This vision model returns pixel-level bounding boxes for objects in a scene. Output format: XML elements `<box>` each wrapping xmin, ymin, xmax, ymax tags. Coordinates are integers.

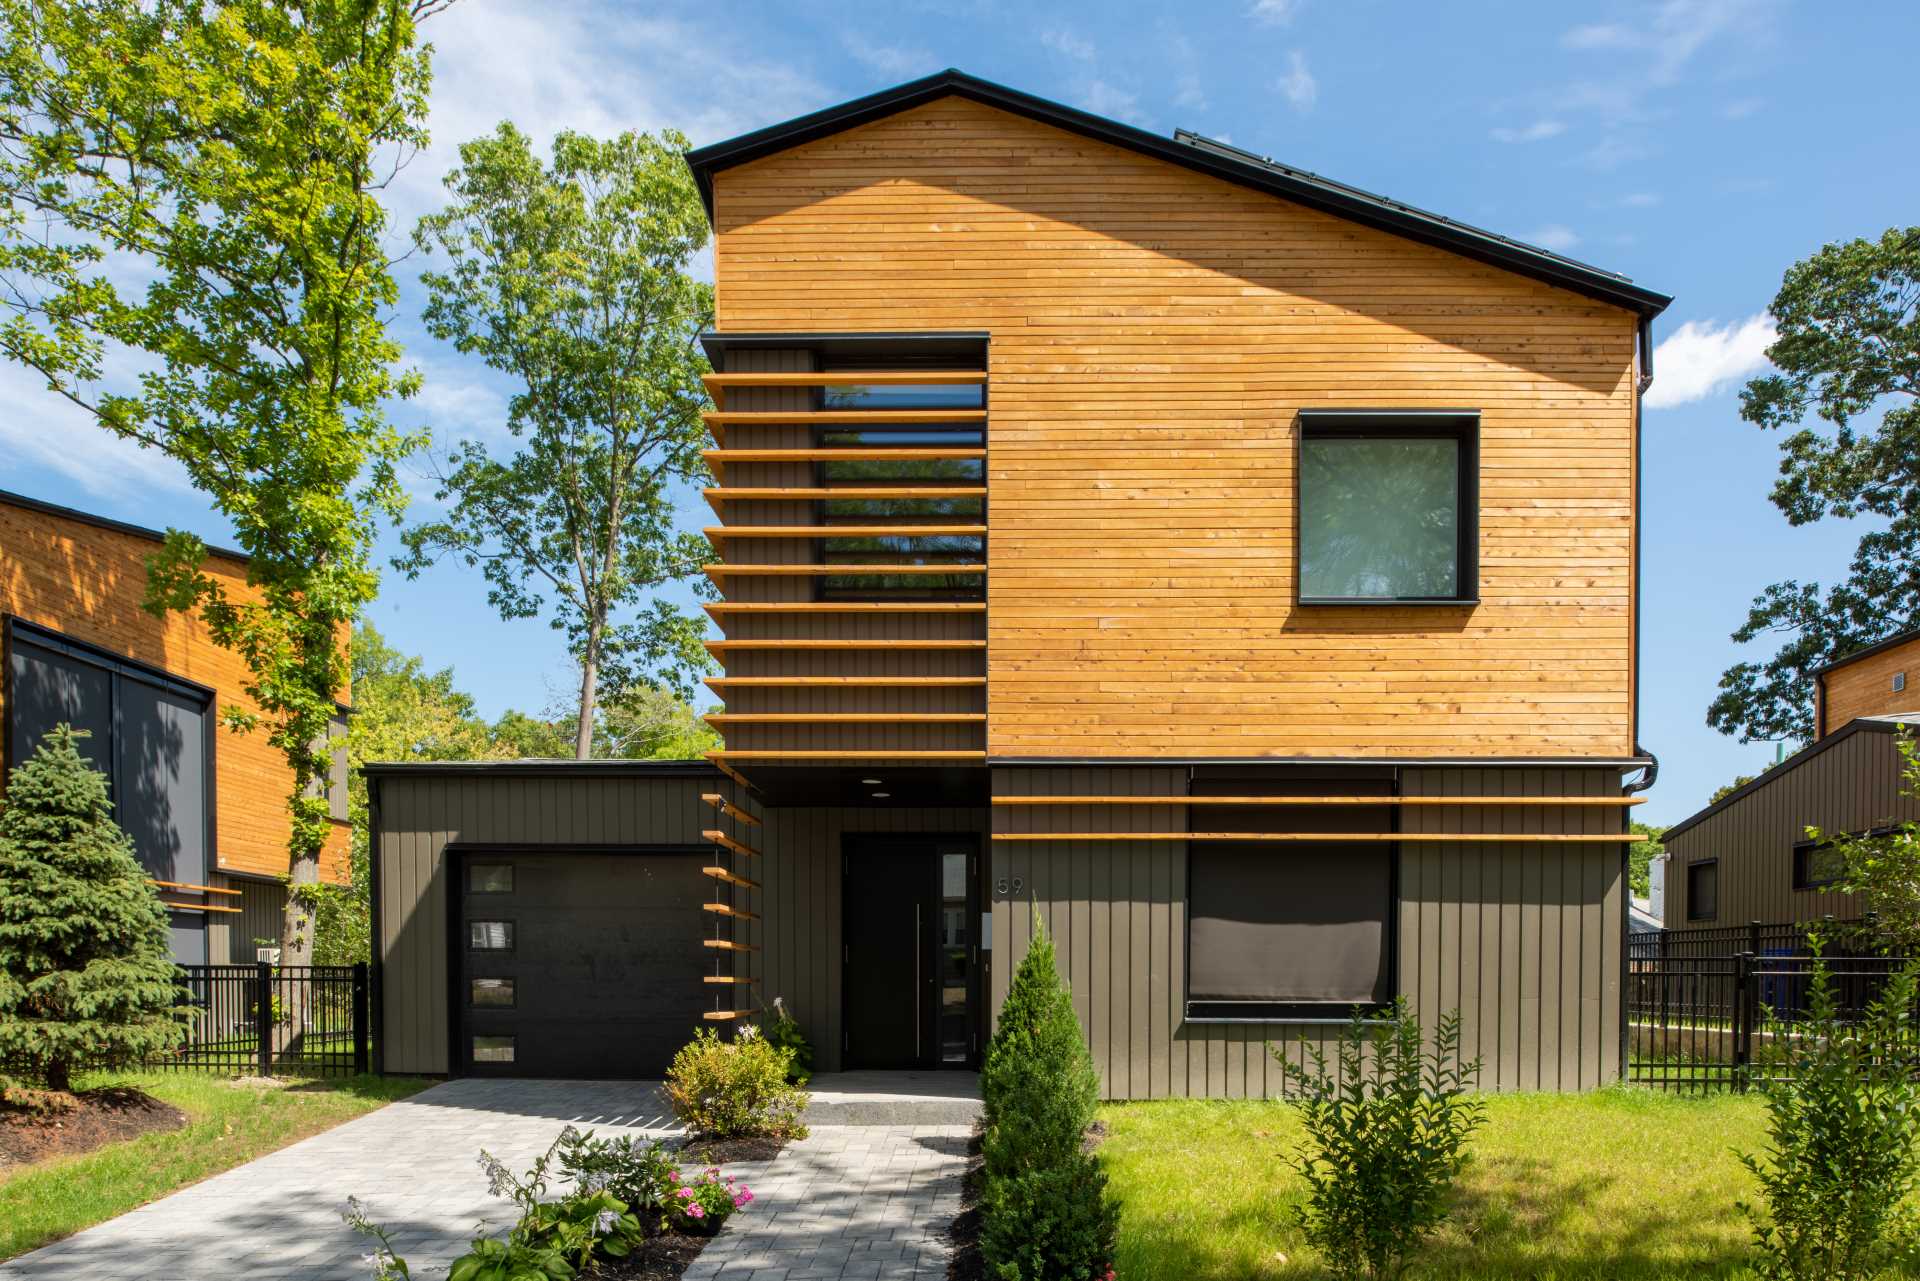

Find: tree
<box><xmin>0</xmin><ymin>726</ymin><xmax>186</xmax><ymax>1092</ymax></box>
<box><xmin>0</xmin><ymin>0</ymin><xmax>446</xmax><ymax>967</ymax></box>
<box><xmin>1628</xmin><ymin>821</ymin><xmax>1664</xmax><ymax>899</ymax></box>
<box><xmin>1815</xmin><ymin>733</ymin><xmax>1920</xmax><ymax>957</ymax></box>
<box><xmin>399</xmin><ymin>123</ymin><xmax>716</xmax><ymax>760</ymax></box>
<box><xmin>1708</xmin><ymin>228</ymin><xmax>1920</xmax><ymax>744</ymax></box>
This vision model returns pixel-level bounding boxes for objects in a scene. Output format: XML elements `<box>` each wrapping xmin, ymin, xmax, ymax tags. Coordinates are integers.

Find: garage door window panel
<box><xmin>472</xmin><ymin>1036</ymin><xmax>515</xmax><ymax>1064</ymax></box>
<box><xmin>469</xmin><ymin>920</ymin><xmax>514</xmax><ymax>951</ymax></box>
<box><xmin>469</xmin><ymin>863</ymin><xmax>514</xmax><ymax>894</ymax></box>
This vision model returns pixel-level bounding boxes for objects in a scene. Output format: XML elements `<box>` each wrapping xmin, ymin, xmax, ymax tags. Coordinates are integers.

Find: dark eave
<box><xmin>1812</xmin><ymin>625</ymin><xmax>1920</xmax><ymax>678</ymax></box>
<box><xmin>359</xmin><ymin>759</ymin><xmax>724</xmax><ymax>780</ymax></box>
<box><xmin>0</xmin><ymin>488</ymin><xmax>250</xmax><ymax>564</ymax></box>
<box><xmin>1659</xmin><ymin>717</ymin><xmax>1907</xmax><ymax>844</ymax></box>
<box><xmin>684</xmin><ymin>69</ymin><xmax>1671</xmax><ymax>319</ymax></box>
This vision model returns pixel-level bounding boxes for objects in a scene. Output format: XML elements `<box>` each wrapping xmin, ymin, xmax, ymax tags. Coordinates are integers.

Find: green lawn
<box><xmin>0</xmin><ymin>1071</ymin><xmax>429</xmax><ymax>1261</ymax></box>
<box><xmin>1099</xmin><ymin>1088</ymin><xmax>1771</xmax><ymax>1280</ymax></box>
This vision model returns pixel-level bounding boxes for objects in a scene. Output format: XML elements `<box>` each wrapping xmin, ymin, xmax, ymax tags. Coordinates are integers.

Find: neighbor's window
<box><xmin>1793</xmin><ymin>841</ymin><xmax>1847</xmax><ymax>891</ymax></box>
<box><xmin>1686</xmin><ymin>860</ymin><xmax>1718</xmax><ymax>921</ymax></box>
<box><xmin>1297</xmin><ymin>412</ymin><xmax>1478</xmax><ymax>603</ymax></box>
<box><xmin>472</xmin><ymin>1035</ymin><xmax>515</xmax><ymax>1064</ymax></box>
<box><xmin>469</xmin><ymin>920</ymin><xmax>514</xmax><ymax>950</ymax></box>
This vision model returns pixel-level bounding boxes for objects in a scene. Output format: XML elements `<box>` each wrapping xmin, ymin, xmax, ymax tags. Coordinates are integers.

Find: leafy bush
<box><xmin>977</xmin><ymin>916</ymin><xmax>1116</xmax><ymax>1281</ymax></box>
<box><xmin>555</xmin><ymin>1128</ymin><xmax>680</xmax><ymax>1231</ymax></box>
<box><xmin>663</xmin><ymin>1026</ymin><xmax>808</xmax><ymax>1139</ymax></box>
<box><xmin>0</xmin><ymin>726</ymin><xmax>190</xmax><ymax>1091</ymax></box>
<box><xmin>1737</xmin><ymin>950</ymin><xmax>1920</xmax><ymax>1281</ymax></box>
<box><xmin>1272</xmin><ymin>1000</ymin><xmax>1486</xmax><ymax>1281</ymax></box>
<box><xmin>669</xmin><ymin>1165</ymin><xmax>754</xmax><ymax>1234</ymax></box>
<box><xmin>477</xmin><ymin>1131</ymin><xmax>642</xmax><ymax>1272</ymax></box>
<box><xmin>762</xmin><ymin>996</ymin><xmax>814</xmax><ymax>1085</ymax></box>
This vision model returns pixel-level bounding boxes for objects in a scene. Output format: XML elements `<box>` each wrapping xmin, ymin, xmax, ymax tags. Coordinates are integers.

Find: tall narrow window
<box><xmin>1686</xmin><ymin>860</ymin><xmax>1718</xmax><ymax>922</ymax></box>
<box><xmin>1297</xmin><ymin>411</ymin><xmax>1478</xmax><ymax>604</ymax></box>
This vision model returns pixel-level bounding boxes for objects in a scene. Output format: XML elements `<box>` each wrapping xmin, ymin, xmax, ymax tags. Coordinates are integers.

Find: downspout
<box><xmin>1620</xmin><ymin>315</ymin><xmax>1657</xmax><ymax>1084</ymax></box>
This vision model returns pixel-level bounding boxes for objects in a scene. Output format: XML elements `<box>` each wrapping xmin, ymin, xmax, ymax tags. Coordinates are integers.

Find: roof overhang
<box><xmin>684</xmin><ymin>68</ymin><xmax>1671</xmax><ymax>319</ymax></box>
<box><xmin>1659</xmin><ymin>716</ymin><xmax>1913</xmax><ymax>844</ymax></box>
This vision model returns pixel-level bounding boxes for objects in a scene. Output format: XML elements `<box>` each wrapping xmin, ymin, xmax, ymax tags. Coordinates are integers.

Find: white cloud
<box><xmin>1721</xmin><ymin>96</ymin><xmax>1764</xmax><ymax>119</ymax></box>
<box><xmin>841</xmin><ymin>33</ymin><xmax>937</xmax><ymax>79</ymax></box>
<box><xmin>1525</xmin><ymin>224</ymin><xmax>1582</xmax><ymax>252</ymax></box>
<box><xmin>1040</xmin><ymin>27</ymin><xmax>1095</xmax><ymax>60</ymax></box>
<box><xmin>1077</xmin><ymin>79</ymin><xmax>1145</xmax><ymax>124</ymax></box>
<box><xmin>1490</xmin><ymin>119</ymin><xmax>1567</xmax><ymax>144</ymax></box>
<box><xmin>1618</xmin><ymin>191</ymin><xmax>1663</xmax><ymax>207</ymax></box>
<box><xmin>1562</xmin><ymin>0</ymin><xmax>1770</xmax><ymax>86</ymax></box>
<box><xmin>1249</xmin><ymin>0</ymin><xmax>1302</xmax><ymax>24</ymax></box>
<box><xmin>1645</xmin><ymin>314</ymin><xmax>1777</xmax><ymax>409</ymax></box>
<box><xmin>0</xmin><ymin>362</ymin><xmax>194</xmax><ymax>500</ymax></box>
<box><xmin>1563</xmin><ymin>23</ymin><xmax>1635</xmax><ymax>50</ymax></box>
<box><xmin>1581</xmin><ymin>135</ymin><xmax>1649</xmax><ymax>171</ymax></box>
<box><xmin>1276</xmin><ymin>51</ymin><xmax>1317</xmax><ymax>111</ymax></box>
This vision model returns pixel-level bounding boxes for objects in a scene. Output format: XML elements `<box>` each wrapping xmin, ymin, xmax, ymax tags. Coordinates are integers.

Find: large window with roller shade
<box><xmin>1185</xmin><ymin>772</ymin><xmax>1396</xmax><ymax>1021</ymax></box>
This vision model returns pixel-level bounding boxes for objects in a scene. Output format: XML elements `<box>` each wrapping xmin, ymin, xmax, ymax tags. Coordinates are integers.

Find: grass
<box><xmin>1099</xmin><ymin>1088</ymin><xmax>1773</xmax><ymax>1280</ymax></box>
<box><xmin>0</xmin><ymin>1071</ymin><xmax>429</xmax><ymax>1261</ymax></box>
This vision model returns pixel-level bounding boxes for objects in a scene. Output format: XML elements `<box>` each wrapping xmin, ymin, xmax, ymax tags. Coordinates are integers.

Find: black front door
<box><xmin>842</xmin><ymin>836</ymin><xmax>978</xmax><ymax>1069</ymax></box>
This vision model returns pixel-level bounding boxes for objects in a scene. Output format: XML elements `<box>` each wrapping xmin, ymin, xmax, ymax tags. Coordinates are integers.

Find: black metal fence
<box><xmin>1628</xmin><ymin>920</ymin><xmax>1912</xmax><ymax>1093</ymax></box>
<box><xmin>145</xmin><ymin>963</ymin><xmax>370</xmax><ymax>1077</ymax></box>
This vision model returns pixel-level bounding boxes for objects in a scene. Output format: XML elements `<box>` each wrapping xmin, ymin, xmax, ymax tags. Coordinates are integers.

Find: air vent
<box><xmin>1895</xmin><ymin>671</ymin><xmax>1908</xmax><ymax>693</ymax></box>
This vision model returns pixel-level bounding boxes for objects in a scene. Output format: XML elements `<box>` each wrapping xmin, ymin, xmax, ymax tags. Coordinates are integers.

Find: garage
<box><xmin>455</xmin><ymin>848</ymin><xmax>712</xmax><ymax>1078</ymax></box>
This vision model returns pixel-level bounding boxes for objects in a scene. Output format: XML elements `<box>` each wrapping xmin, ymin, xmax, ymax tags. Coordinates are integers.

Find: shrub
<box><xmin>762</xmin><ymin>995</ymin><xmax>814</xmax><ymax>1085</ymax></box>
<box><xmin>556</xmin><ymin>1128</ymin><xmax>680</xmax><ymax>1231</ymax></box>
<box><xmin>1272</xmin><ymin>1000</ymin><xmax>1486</xmax><ymax>1281</ymax></box>
<box><xmin>978</xmin><ymin>916</ymin><xmax>1117</xmax><ymax>1281</ymax></box>
<box><xmin>663</xmin><ymin>1026</ymin><xmax>809</xmax><ymax>1139</ymax></box>
<box><xmin>669</xmin><ymin>1165</ymin><xmax>754</xmax><ymax>1235</ymax></box>
<box><xmin>0</xmin><ymin>725</ymin><xmax>189</xmax><ymax>1091</ymax></box>
<box><xmin>1737</xmin><ymin>949</ymin><xmax>1920</xmax><ymax>1281</ymax></box>
<box><xmin>477</xmin><ymin>1129</ymin><xmax>642</xmax><ymax>1272</ymax></box>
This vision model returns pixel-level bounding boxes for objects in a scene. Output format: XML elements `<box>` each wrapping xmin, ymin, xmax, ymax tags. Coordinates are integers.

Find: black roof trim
<box><xmin>1659</xmin><ymin>717</ymin><xmax>1909</xmax><ymax>843</ymax></box>
<box><xmin>989</xmin><ymin>754</ymin><xmax>1650</xmax><ymax>768</ymax></box>
<box><xmin>684</xmin><ymin>69</ymin><xmax>1671</xmax><ymax>318</ymax></box>
<box><xmin>0</xmin><ymin>488</ymin><xmax>249</xmax><ymax>564</ymax></box>
<box><xmin>360</xmin><ymin>759</ymin><xmax>724</xmax><ymax>780</ymax></box>
<box><xmin>1813</xmin><ymin>625</ymin><xmax>1920</xmax><ymax>678</ymax></box>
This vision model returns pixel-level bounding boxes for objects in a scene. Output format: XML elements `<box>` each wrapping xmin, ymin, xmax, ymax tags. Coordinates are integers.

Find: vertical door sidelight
<box><xmin>842</xmin><ymin>836</ymin><xmax>979</xmax><ymax>1069</ymax></box>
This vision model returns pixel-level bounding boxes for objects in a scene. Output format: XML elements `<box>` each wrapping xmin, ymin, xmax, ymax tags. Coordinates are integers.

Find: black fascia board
<box><xmin>1658</xmin><ymin>717</ymin><xmax>1903</xmax><ymax>844</ymax></box>
<box><xmin>683</xmin><ymin>69</ymin><xmax>1672</xmax><ymax>319</ymax></box>
<box><xmin>1812</xmin><ymin>625</ymin><xmax>1920</xmax><ymax>678</ymax></box>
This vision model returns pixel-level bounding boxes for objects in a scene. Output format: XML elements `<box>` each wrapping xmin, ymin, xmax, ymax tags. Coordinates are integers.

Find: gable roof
<box><xmin>1659</xmin><ymin>716</ymin><xmax>1914</xmax><ymax>843</ymax></box>
<box><xmin>684</xmin><ymin>69</ymin><xmax>1671</xmax><ymax>318</ymax></box>
<box><xmin>1814</xmin><ymin>626</ymin><xmax>1920</xmax><ymax>678</ymax></box>
<box><xmin>0</xmin><ymin>488</ymin><xmax>250</xmax><ymax>564</ymax></box>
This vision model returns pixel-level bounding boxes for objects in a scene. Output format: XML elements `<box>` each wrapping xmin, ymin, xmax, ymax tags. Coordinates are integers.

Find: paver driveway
<box><xmin>0</xmin><ymin>1076</ymin><xmax>975</xmax><ymax>1281</ymax></box>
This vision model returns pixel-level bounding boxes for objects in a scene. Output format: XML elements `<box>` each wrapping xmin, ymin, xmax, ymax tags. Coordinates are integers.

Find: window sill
<box><xmin>1183</xmin><ymin>1015</ymin><xmax>1396</xmax><ymax>1027</ymax></box>
<box><xmin>1296</xmin><ymin>596</ymin><xmax>1480</xmax><ymax>607</ymax></box>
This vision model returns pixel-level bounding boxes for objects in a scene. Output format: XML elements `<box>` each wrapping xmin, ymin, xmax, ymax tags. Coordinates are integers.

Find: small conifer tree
<box><xmin>0</xmin><ymin>726</ymin><xmax>187</xmax><ymax>1091</ymax></box>
<box><xmin>978</xmin><ymin>914</ymin><xmax>1117</xmax><ymax>1281</ymax></box>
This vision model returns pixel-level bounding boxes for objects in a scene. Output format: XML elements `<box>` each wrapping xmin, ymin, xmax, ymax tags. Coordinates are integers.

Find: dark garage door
<box><xmin>457</xmin><ymin>850</ymin><xmax>711</xmax><ymax>1078</ymax></box>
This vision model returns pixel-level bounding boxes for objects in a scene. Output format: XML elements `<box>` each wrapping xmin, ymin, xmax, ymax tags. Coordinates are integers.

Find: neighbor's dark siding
<box><xmin>1663</xmin><ymin>727</ymin><xmax>1911</xmax><ymax>928</ymax></box>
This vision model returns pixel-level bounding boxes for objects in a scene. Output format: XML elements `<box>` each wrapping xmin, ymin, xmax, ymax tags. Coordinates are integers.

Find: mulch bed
<box><xmin>674</xmin><ymin>1133</ymin><xmax>790</xmax><ymax>1164</ymax></box>
<box><xmin>0</xmin><ymin>1085</ymin><xmax>188</xmax><ymax>1171</ymax></box>
<box><xmin>947</xmin><ymin>1127</ymin><xmax>986</xmax><ymax>1281</ymax></box>
<box><xmin>587</xmin><ymin>1231</ymin><xmax>713</xmax><ymax>1281</ymax></box>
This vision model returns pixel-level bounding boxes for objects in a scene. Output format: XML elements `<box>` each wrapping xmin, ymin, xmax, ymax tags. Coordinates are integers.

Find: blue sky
<box><xmin>3</xmin><ymin>0</ymin><xmax>1915</xmax><ymax>826</ymax></box>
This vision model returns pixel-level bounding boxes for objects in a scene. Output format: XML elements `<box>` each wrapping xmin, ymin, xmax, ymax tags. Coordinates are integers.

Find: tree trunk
<box><xmin>575</xmin><ymin>637</ymin><xmax>600</xmax><ymax>761</ymax></box>
<box><xmin>45</xmin><ymin>1056</ymin><xmax>70</xmax><ymax>1094</ymax></box>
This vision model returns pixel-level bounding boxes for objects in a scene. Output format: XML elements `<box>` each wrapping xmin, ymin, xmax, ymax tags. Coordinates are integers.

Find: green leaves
<box><xmin>401</xmin><ymin>122</ymin><xmax>716</xmax><ymax>752</ymax></box>
<box><xmin>1710</xmin><ymin>227</ymin><xmax>1920</xmax><ymax>744</ymax></box>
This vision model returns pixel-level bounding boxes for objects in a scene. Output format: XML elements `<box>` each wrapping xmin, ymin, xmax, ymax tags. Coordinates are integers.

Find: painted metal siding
<box><xmin>1663</xmin><ymin>727</ymin><xmax>1912</xmax><ymax>928</ymax></box>
<box><xmin>207</xmin><ymin>876</ymin><xmax>286</xmax><ymax>963</ymax></box>
<box><xmin>989</xmin><ymin>765</ymin><xmax>1625</xmax><ymax>1097</ymax></box>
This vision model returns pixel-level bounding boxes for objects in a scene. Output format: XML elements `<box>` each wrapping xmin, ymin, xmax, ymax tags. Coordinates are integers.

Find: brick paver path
<box><xmin>0</xmin><ymin>1077</ymin><xmax>974</xmax><ymax>1280</ymax></box>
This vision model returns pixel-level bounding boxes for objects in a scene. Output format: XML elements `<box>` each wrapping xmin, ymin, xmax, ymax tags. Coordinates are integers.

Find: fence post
<box><xmin>352</xmin><ymin>962</ymin><xmax>370</xmax><ymax>1076</ymax></box>
<box><xmin>254</xmin><ymin>961</ymin><xmax>273</xmax><ymax>1078</ymax></box>
<box><xmin>1732</xmin><ymin>951</ymin><xmax>1754</xmax><ymax>1090</ymax></box>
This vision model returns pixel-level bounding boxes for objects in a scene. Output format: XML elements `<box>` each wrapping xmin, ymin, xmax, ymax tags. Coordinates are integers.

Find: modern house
<box><xmin>0</xmin><ymin>490</ymin><xmax>351</xmax><ymax>964</ymax></box>
<box><xmin>1660</xmin><ymin>628</ymin><xmax>1920</xmax><ymax>928</ymax></box>
<box><xmin>369</xmin><ymin>70</ymin><xmax>1670</xmax><ymax>1094</ymax></box>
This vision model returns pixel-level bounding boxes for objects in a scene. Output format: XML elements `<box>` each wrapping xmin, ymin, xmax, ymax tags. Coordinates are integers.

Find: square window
<box><xmin>469</xmin><ymin>863</ymin><xmax>514</xmax><ymax>894</ymax></box>
<box><xmin>470</xmin><ymin>977</ymin><xmax>516</xmax><ymax>1008</ymax></box>
<box><xmin>1297</xmin><ymin>412</ymin><xmax>1478</xmax><ymax>604</ymax></box>
<box><xmin>469</xmin><ymin>920</ymin><xmax>513</xmax><ymax>951</ymax></box>
<box><xmin>1686</xmin><ymin>860</ymin><xmax>1718</xmax><ymax>922</ymax></box>
<box><xmin>472</xmin><ymin>1035</ymin><xmax>515</xmax><ymax>1064</ymax></box>
<box><xmin>1793</xmin><ymin>843</ymin><xmax>1846</xmax><ymax>891</ymax></box>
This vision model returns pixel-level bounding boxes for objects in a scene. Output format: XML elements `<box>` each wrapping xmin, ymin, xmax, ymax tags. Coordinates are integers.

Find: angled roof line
<box><xmin>1813</xmin><ymin>625</ymin><xmax>1920</xmax><ymax>678</ymax></box>
<box><xmin>0</xmin><ymin>488</ymin><xmax>250</xmax><ymax>564</ymax></box>
<box><xmin>683</xmin><ymin>68</ymin><xmax>1671</xmax><ymax>318</ymax></box>
<box><xmin>1659</xmin><ymin>716</ymin><xmax>1911</xmax><ymax>844</ymax></box>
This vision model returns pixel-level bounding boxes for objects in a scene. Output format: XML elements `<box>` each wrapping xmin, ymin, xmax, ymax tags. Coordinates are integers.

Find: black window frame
<box><xmin>1294</xmin><ymin>409</ymin><xmax>1480</xmax><ymax>607</ymax></box>
<box><xmin>1685</xmin><ymin>858</ymin><xmax>1719</xmax><ymax>922</ymax></box>
<box><xmin>467</xmin><ymin>919</ymin><xmax>516</xmax><ymax>952</ymax></box>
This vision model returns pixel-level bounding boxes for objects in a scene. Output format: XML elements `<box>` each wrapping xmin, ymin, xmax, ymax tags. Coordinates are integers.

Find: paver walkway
<box><xmin>0</xmin><ymin>1075</ymin><xmax>978</xmax><ymax>1281</ymax></box>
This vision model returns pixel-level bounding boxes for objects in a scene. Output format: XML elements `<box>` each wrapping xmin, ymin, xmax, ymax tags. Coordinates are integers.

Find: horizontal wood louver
<box><xmin>701</xmin><ymin>341</ymin><xmax>990</xmax><ymax>772</ymax></box>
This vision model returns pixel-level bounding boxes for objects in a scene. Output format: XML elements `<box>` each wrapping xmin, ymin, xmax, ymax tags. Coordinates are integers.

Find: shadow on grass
<box><xmin>280</xmin><ymin>1073</ymin><xmax>436</xmax><ymax>1103</ymax></box>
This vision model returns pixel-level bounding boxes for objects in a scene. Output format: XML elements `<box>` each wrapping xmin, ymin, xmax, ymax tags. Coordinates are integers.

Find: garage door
<box><xmin>457</xmin><ymin>850</ymin><xmax>712</xmax><ymax>1078</ymax></box>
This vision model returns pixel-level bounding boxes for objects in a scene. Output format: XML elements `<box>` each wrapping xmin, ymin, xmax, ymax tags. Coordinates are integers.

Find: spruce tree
<box><xmin>0</xmin><ymin>726</ymin><xmax>186</xmax><ymax>1091</ymax></box>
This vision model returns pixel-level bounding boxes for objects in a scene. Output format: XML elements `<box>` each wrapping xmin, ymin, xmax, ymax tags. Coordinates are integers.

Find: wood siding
<box><xmin>711</xmin><ymin>96</ymin><xmax>1640</xmax><ymax>760</ymax></box>
<box><xmin>1662</xmin><ymin>726</ymin><xmax>1914</xmax><ymax>928</ymax></box>
<box><xmin>990</xmin><ymin>765</ymin><xmax>1624</xmax><ymax>1095</ymax></box>
<box><xmin>1820</xmin><ymin>635</ymin><xmax>1920</xmax><ymax>736</ymax></box>
<box><xmin>0</xmin><ymin>497</ymin><xmax>348</xmax><ymax>883</ymax></box>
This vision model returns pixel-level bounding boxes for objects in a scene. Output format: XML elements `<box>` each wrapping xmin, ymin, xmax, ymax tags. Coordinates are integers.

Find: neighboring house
<box><xmin>1629</xmin><ymin>897</ymin><xmax>1662</xmax><ymax>935</ymax></box>
<box><xmin>0</xmin><ymin>490</ymin><xmax>350</xmax><ymax>964</ymax></box>
<box><xmin>369</xmin><ymin>71</ymin><xmax>1669</xmax><ymax>1093</ymax></box>
<box><xmin>1660</xmin><ymin>628</ymin><xmax>1920</xmax><ymax>928</ymax></box>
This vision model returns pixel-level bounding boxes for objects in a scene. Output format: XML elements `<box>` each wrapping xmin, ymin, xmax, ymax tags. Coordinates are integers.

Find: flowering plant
<box><xmin>669</xmin><ymin>1165</ymin><xmax>753</xmax><ymax>1235</ymax></box>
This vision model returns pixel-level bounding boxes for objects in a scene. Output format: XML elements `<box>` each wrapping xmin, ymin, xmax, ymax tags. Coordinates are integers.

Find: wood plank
<box><xmin>707</xmin><ymin>750</ymin><xmax>988</xmax><ymax>761</ymax></box>
<box><xmin>158</xmin><ymin>900</ymin><xmax>245</xmax><ymax>914</ymax></box>
<box><xmin>702</xmin><ymin>1009</ymin><xmax>763</xmax><ymax>1020</ymax></box>
<box><xmin>990</xmin><ymin>795</ymin><xmax>1644</xmax><ymax>806</ymax></box>
<box><xmin>701</xmin><ymin>829</ymin><xmax>761</xmax><ymax>859</ymax></box>
<box><xmin>703</xmin><ymin>370</ymin><xmax>986</xmax><ymax>388</ymax></box>
<box><xmin>991</xmin><ymin>832</ymin><xmax>1635</xmax><ymax>843</ymax></box>
<box><xmin>702</xmin><ymin>974</ymin><xmax>760</xmax><ymax>984</ymax></box>
<box><xmin>704</xmin><ymin>409</ymin><xmax>985</xmax><ymax>424</ymax></box>
<box><xmin>705</xmin><ymin>601</ymin><xmax>985</xmax><ymax>614</ymax></box>
<box><xmin>704</xmin><ymin>448</ymin><xmax>985</xmax><ymax>463</ymax></box>
<box><xmin>705</xmin><ymin>639</ymin><xmax>986</xmax><ymax>651</ymax></box>
<box><xmin>705</xmin><ymin>524</ymin><xmax>987</xmax><ymax>538</ymax></box>
<box><xmin>705</xmin><ymin>713</ymin><xmax>986</xmax><ymax>724</ymax></box>
<box><xmin>705</xmin><ymin>487</ymin><xmax>987</xmax><ymax>499</ymax></box>
<box><xmin>706</xmin><ymin>676</ymin><xmax>986</xmax><ymax>688</ymax></box>
<box><xmin>705</xmin><ymin>563</ymin><xmax>986</xmax><ymax>576</ymax></box>
<box><xmin>702</xmin><ymin>866</ymin><xmax>763</xmax><ymax>890</ymax></box>
<box><xmin>700</xmin><ymin>793</ymin><xmax>763</xmax><ymax>827</ymax></box>
<box><xmin>706</xmin><ymin>756</ymin><xmax>760</xmax><ymax>796</ymax></box>
<box><xmin>702</xmin><ymin>902</ymin><xmax>762</xmax><ymax>921</ymax></box>
<box><xmin>148</xmin><ymin>878</ymin><xmax>244</xmax><ymax>895</ymax></box>
<box><xmin>702</xmin><ymin>938</ymin><xmax>762</xmax><ymax>953</ymax></box>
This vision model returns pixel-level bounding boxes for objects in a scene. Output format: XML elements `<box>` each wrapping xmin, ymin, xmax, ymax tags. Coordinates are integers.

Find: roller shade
<box><xmin>1189</xmin><ymin>843</ymin><xmax>1392</xmax><ymax>1004</ymax></box>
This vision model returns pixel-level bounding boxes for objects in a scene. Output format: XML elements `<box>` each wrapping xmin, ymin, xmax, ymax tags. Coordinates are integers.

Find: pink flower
<box><xmin>677</xmin><ymin>1187</ymin><xmax>697</xmax><ymax>1199</ymax></box>
<box><xmin>686</xmin><ymin>1203</ymin><xmax>705</xmax><ymax>1219</ymax></box>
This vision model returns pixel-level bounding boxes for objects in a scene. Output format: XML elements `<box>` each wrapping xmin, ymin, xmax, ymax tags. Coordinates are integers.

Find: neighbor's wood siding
<box><xmin>990</xmin><ymin>766</ymin><xmax>1625</xmax><ymax>1095</ymax></box>
<box><xmin>1662</xmin><ymin>726</ymin><xmax>1912</xmax><ymax>928</ymax></box>
<box><xmin>711</xmin><ymin>95</ymin><xmax>1640</xmax><ymax>760</ymax></box>
<box><xmin>1820</xmin><ymin>635</ymin><xmax>1920</xmax><ymax>736</ymax></box>
<box><xmin>0</xmin><ymin>498</ymin><xmax>348</xmax><ymax>883</ymax></box>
